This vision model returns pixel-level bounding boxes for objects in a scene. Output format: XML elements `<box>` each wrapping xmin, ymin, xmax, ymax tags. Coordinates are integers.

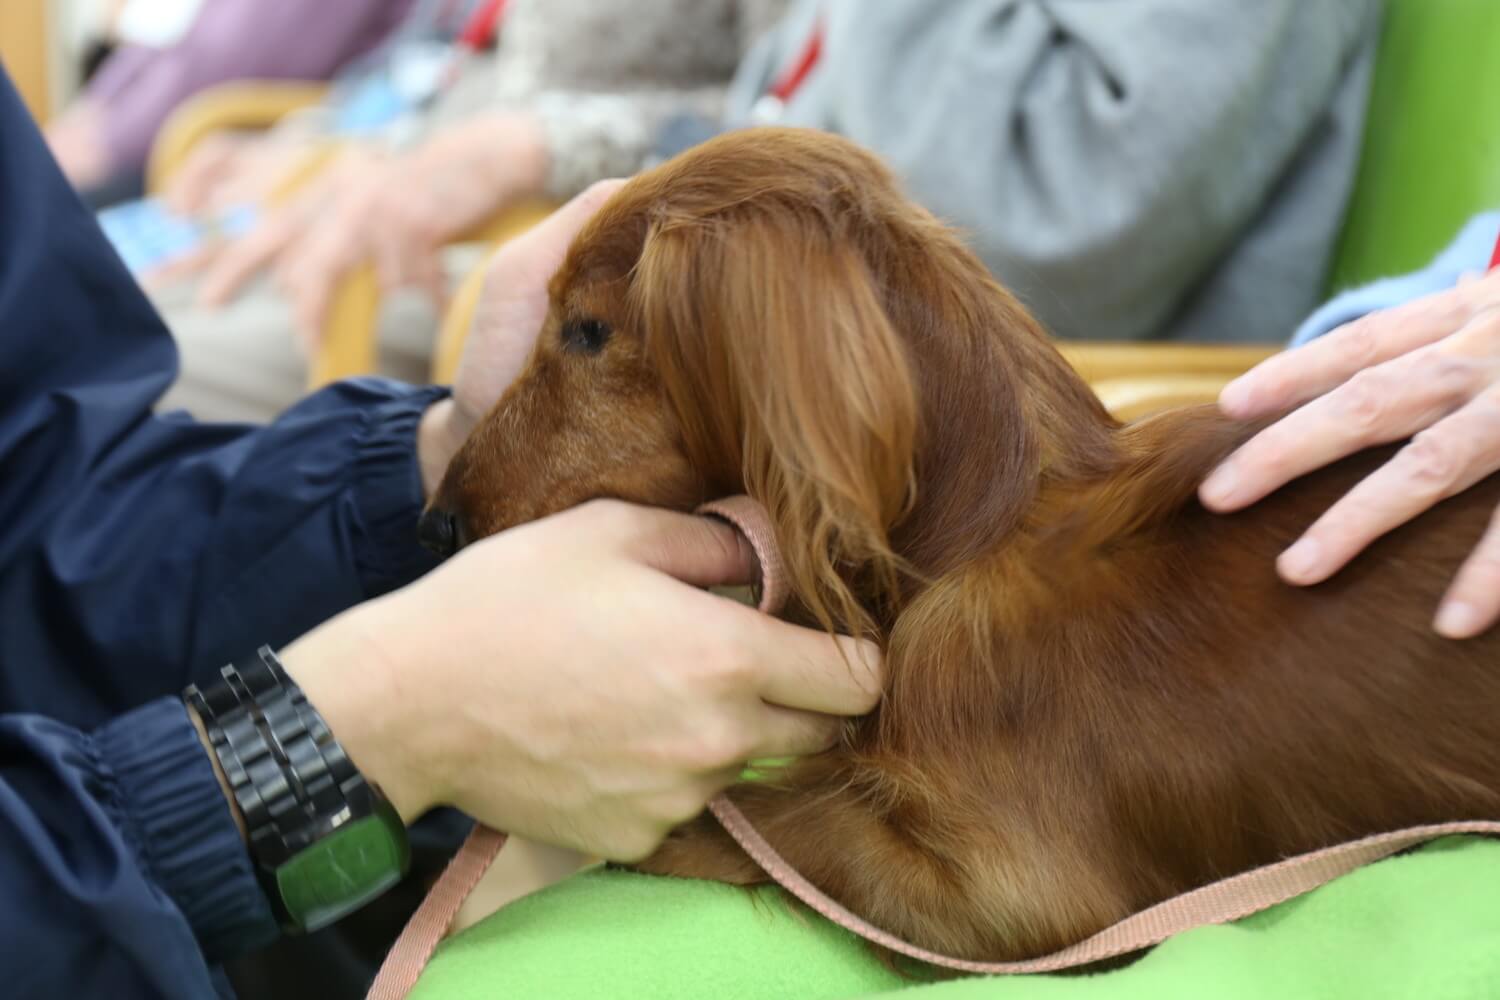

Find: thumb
<box><xmin>617</xmin><ymin>507</ymin><xmax>760</xmax><ymax>591</ymax></box>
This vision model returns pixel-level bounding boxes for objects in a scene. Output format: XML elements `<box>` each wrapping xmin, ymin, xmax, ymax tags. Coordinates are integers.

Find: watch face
<box><xmin>276</xmin><ymin>810</ymin><xmax>411</xmax><ymax>933</ymax></box>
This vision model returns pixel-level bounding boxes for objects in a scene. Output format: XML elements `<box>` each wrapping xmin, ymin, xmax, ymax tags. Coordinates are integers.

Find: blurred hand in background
<box><xmin>155</xmin><ymin>111</ymin><xmax>547</xmax><ymax>349</ymax></box>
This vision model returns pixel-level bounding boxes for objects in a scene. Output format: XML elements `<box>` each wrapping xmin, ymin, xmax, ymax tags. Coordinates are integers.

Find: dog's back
<box><xmin>644</xmin><ymin>405</ymin><xmax>1500</xmax><ymax>963</ymax></box>
<box><xmin>986</xmin><ymin>406</ymin><xmax>1500</xmax><ymax>943</ymax></box>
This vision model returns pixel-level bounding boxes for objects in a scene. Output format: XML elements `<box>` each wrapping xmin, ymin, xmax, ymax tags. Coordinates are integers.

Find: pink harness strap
<box><xmin>367</xmin><ymin>824</ymin><xmax>508</xmax><ymax>1000</ymax></box>
<box><xmin>712</xmin><ymin>797</ymin><xmax>1500</xmax><ymax>974</ymax></box>
<box><xmin>367</xmin><ymin>497</ymin><xmax>1500</xmax><ymax>996</ymax></box>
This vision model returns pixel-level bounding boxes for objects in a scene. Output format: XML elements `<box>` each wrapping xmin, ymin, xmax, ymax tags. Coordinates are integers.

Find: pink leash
<box><xmin>711</xmin><ymin>800</ymin><xmax>1500</xmax><ymax>975</ymax></box>
<box><xmin>369</xmin><ymin>497</ymin><xmax>1500</xmax><ymax>996</ymax></box>
<box><xmin>367</xmin><ymin>824</ymin><xmax>508</xmax><ymax>999</ymax></box>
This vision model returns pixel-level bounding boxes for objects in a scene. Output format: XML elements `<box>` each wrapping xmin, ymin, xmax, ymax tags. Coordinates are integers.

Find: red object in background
<box><xmin>767</xmin><ymin>22</ymin><xmax>823</xmax><ymax>103</ymax></box>
<box><xmin>750</xmin><ymin>21</ymin><xmax>824</xmax><ymax>123</ymax></box>
<box><xmin>458</xmin><ymin>0</ymin><xmax>508</xmax><ymax>51</ymax></box>
<box><xmin>428</xmin><ymin>0</ymin><xmax>508</xmax><ymax>98</ymax></box>
<box><xmin>1489</xmin><ymin>229</ymin><xmax>1500</xmax><ymax>271</ymax></box>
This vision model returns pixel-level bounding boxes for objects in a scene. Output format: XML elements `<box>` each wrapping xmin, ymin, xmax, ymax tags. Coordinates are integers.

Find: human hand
<box><xmin>280</xmin><ymin>500</ymin><xmax>884</xmax><ymax>860</ymax></box>
<box><xmin>416</xmin><ymin>177</ymin><xmax>625</xmax><ymax>495</ymax></box>
<box><xmin>269</xmin><ymin>112</ymin><xmax>548</xmax><ymax>345</ymax></box>
<box><xmin>1200</xmin><ymin>269</ymin><xmax>1500</xmax><ymax>638</ymax></box>
<box><xmin>160</xmin><ymin>131</ymin><xmax>253</xmax><ymax>216</ymax></box>
<box><xmin>179</xmin><ymin>145</ymin><xmax>387</xmax><ymax>311</ymax></box>
<box><xmin>161</xmin><ymin>131</ymin><xmax>329</xmax><ymax>217</ymax></box>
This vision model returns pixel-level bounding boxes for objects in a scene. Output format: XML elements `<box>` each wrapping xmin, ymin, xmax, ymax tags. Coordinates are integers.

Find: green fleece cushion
<box><xmin>411</xmin><ymin>836</ymin><xmax>1500</xmax><ymax>1000</ymax></box>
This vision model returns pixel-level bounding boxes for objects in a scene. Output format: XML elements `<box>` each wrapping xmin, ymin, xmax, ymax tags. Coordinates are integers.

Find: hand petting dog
<box><xmin>1204</xmin><ymin>269</ymin><xmax>1500</xmax><ymax>638</ymax></box>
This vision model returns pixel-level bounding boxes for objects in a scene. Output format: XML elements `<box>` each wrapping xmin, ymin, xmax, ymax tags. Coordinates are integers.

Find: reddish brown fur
<box><xmin>430</xmin><ymin>128</ymin><xmax>1500</xmax><ymax>962</ymax></box>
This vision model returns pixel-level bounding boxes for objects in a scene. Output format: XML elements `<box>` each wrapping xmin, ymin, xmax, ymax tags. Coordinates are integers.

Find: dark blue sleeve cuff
<box><xmin>352</xmin><ymin>381</ymin><xmax>452</xmax><ymax>597</ymax></box>
<box><xmin>95</xmin><ymin>697</ymin><xmax>278</xmax><ymax>961</ymax></box>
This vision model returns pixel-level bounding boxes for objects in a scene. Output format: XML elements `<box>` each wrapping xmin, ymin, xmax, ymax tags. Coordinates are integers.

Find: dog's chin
<box><xmin>417</xmin><ymin>505</ymin><xmax>496</xmax><ymax>558</ymax></box>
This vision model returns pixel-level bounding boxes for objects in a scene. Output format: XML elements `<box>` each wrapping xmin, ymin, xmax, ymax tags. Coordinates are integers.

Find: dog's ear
<box><xmin>632</xmin><ymin>211</ymin><xmax>918</xmax><ymax>636</ymax></box>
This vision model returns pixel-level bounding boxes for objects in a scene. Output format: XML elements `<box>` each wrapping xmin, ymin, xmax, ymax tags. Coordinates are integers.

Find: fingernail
<box><xmin>1278</xmin><ymin>538</ymin><xmax>1323</xmax><ymax>582</ymax></box>
<box><xmin>1435</xmin><ymin>601</ymin><xmax>1483</xmax><ymax>639</ymax></box>
<box><xmin>1219</xmin><ymin>378</ymin><xmax>1253</xmax><ymax>416</ymax></box>
<box><xmin>1200</xmin><ymin>464</ymin><xmax>1237</xmax><ymax>507</ymax></box>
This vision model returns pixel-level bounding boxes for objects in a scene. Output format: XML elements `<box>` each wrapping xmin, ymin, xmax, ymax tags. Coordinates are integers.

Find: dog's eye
<box><xmin>561</xmin><ymin>318</ymin><xmax>612</xmax><ymax>354</ymax></box>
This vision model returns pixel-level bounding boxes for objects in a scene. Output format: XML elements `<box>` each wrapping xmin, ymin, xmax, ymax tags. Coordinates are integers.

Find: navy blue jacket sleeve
<box><xmin>1</xmin><ymin>698</ymin><xmax>273</xmax><ymax>997</ymax></box>
<box><xmin>0</xmin><ymin>69</ymin><xmax>446</xmax><ymax>992</ymax></box>
<box><xmin>0</xmin><ymin>76</ymin><xmax>445</xmax><ymax>727</ymax></box>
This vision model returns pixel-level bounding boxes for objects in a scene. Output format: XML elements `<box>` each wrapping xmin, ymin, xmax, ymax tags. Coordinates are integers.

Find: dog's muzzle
<box><xmin>417</xmin><ymin>508</ymin><xmax>459</xmax><ymax>558</ymax></box>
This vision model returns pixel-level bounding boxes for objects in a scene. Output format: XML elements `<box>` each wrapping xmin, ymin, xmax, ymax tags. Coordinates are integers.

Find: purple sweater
<box><xmin>87</xmin><ymin>0</ymin><xmax>413</xmax><ymax>175</ymax></box>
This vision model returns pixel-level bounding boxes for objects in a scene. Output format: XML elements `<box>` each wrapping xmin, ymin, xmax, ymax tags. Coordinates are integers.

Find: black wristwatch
<box><xmin>185</xmin><ymin>646</ymin><xmax>410</xmax><ymax>933</ymax></box>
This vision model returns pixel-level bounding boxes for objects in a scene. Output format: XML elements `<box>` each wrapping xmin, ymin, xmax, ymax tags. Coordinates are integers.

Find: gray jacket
<box><xmin>727</xmin><ymin>0</ymin><xmax>1383</xmax><ymax>343</ymax></box>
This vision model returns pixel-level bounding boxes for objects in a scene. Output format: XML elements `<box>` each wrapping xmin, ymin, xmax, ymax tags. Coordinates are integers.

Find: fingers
<box><xmin>537</xmin><ymin>178</ymin><xmax>627</xmax><ymax>245</ymax></box>
<box><xmin>291</xmin><ymin>277</ymin><xmax>334</xmax><ymax>352</ymax></box>
<box><xmin>373</xmin><ymin>226</ymin><xmax>449</xmax><ymax>317</ymax></box>
<box><xmin>163</xmin><ymin>137</ymin><xmax>237</xmax><ymax>216</ymax></box>
<box><xmin>685</xmin><ymin>707</ymin><xmax>839</xmax><ymax>791</ymax></box>
<box><xmin>1202</xmin><ymin>338</ymin><xmax>1487</xmax><ymax>513</ymax></box>
<box><xmin>487</xmin><ymin>179</ymin><xmax>626</xmax><ymax>286</ymax></box>
<box><xmin>1436</xmin><ymin>505</ymin><xmax>1500</xmax><ymax>639</ymax></box>
<box><xmin>744</xmin><ymin>705</ymin><xmax>843</xmax><ymax>760</ymax></box>
<box><xmin>141</xmin><ymin>242</ymin><xmax>219</xmax><ymax>291</ymax></box>
<box><xmin>276</xmin><ymin>206</ymin><xmax>374</xmax><ymax>346</ymax></box>
<box><xmin>1276</xmin><ymin>392</ymin><xmax>1500</xmax><ymax>584</ymax></box>
<box><xmin>281</xmin><ymin>248</ymin><xmax>344</xmax><ymax>349</ymax></box>
<box><xmin>746</xmin><ymin>615</ymin><xmax>884</xmax><ymax>717</ymax></box>
<box><xmin>619</xmin><ymin>505</ymin><xmax>760</xmax><ymax>589</ymax></box>
<box><xmin>596</xmin><ymin>501</ymin><xmax>885</xmax><ymax>716</ymax></box>
<box><xmin>452</xmin><ymin>180</ymin><xmax>629</xmax><ymax>410</ymax></box>
<box><xmin>198</xmin><ymin>212</ymin><xmax>300</xmax><ymax>306</ymax></box>
<box><xmin>280</xmin><ymin>174</ymin><xmax>452</xmax><ymax>343</ymax></box>
<box><xmin>1218</xmin><ymin>284</ymin><xmax>1479</xmax><ymax>419</ymax></box>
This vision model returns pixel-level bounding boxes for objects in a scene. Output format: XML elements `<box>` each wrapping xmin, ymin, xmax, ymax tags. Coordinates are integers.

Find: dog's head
<box><xmin>428</xmin><ymin>128</ymin><xmax>1107</xmax><ymax>635</ymax></box>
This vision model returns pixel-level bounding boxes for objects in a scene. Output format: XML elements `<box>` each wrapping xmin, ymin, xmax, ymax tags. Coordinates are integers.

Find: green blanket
<box><xmin>411</xmin><ymin>836</ymin><xmax>1500</xmax><ymax>999</ymax></box>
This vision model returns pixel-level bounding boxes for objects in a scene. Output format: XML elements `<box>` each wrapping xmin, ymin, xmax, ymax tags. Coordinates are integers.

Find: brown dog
<box><xmin>425</xmin><ymin>128</ymin><xmax>1500</xmax><ymax>962</ymax></box>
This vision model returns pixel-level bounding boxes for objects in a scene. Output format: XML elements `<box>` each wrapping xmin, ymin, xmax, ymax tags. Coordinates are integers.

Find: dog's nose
<box><xmin>417</xmin><ymin>508</ymin><xmax>459</xmax><ymax>558</ymax></box>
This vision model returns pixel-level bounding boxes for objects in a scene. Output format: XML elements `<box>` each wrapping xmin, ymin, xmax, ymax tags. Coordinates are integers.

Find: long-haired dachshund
<box><xmin>424</xmin><ymin>128</ymin><xmax>1500</xmax><ymax>962</ymax></box>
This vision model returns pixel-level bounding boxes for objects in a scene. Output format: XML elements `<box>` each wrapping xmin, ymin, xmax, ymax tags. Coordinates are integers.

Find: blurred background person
<box><xmin>143</xmin><ymin>0</ymin><xmax>785</xmax><ymax>423</ymax></box>
<box><xmin>45</xmin><ymin>0</ymin><xmax>412</xmax><ymax>207</ymax></box>
<box><xmin>74</xmin><ymin>0</ymin><xmax>1385</xmax><ymax>417</ymax></box>
<box><xmin>715</xmin><ymin>0</ymin><xmax>1384</xmax><ymax>345</ymax></box>
<box><xmin>147</xmin><ymin>0</ymin><xmax>502</xmax><ymax>226</ymax></box>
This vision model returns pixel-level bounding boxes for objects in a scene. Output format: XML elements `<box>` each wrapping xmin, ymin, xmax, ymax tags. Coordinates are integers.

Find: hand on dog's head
<box><xmin>427</xmin><ymin>127</ymin><xmax>1104</xmax><ymax>640</ymax></box>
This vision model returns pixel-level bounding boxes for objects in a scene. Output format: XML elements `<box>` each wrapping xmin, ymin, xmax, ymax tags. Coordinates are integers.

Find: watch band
<box><xmin>186</xmin><ymin>646</ymin><xmax>409</xmax><ymax>932</ymax></box>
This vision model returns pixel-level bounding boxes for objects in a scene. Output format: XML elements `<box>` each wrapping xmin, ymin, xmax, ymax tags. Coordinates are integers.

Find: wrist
<box><xmin>476</xmin><ymin>111</ymin><xmax>549</xmax><ymax>200</ymax></box>
<box><xmin>279</xmin><ymin>605</ymin><xmax>440</xmax><ymax>825</ymax></box>
<box><xmin>186</xmin><ymin>648</ymin><xmax>414</xmax><ymax>933</ymax></box>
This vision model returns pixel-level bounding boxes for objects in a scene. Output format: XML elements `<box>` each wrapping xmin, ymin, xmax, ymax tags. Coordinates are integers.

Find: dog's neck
<box><xmin>887</xmin><ymin>285</ymin><xmax>1119</xmax><ymax>593</ymax></box>
<box><xmin>872</xmin><ymin>394</ymin><xmax>1255</xmax><ymax>753</ymax></box>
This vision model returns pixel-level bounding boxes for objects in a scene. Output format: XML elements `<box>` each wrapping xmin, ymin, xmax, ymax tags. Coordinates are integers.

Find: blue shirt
<box><xmin>0</xmin><ymin>70</ymin><xmax>445</xmax><ymax>995</ymax></box>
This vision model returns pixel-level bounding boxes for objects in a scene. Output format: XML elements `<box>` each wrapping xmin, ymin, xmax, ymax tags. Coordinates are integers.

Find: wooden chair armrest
<box><xmin>1090</xmin><ymin>374</ymin><xmax>1243</xmax><ymax>421</ymax></box>
<box><xmin>147</xmin><ymin>80</ymin><xmax>330</xmax><ymax>193</ymax></box>
<box><xmin>308</xmin><ymin>264</ymin><xmax>382</xmax><ymax>388</ymax></box>
<box><xmin>1058</xmin><ymin>342</ymin><xmax>1279</xmax><ymax>383</ymax></box>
